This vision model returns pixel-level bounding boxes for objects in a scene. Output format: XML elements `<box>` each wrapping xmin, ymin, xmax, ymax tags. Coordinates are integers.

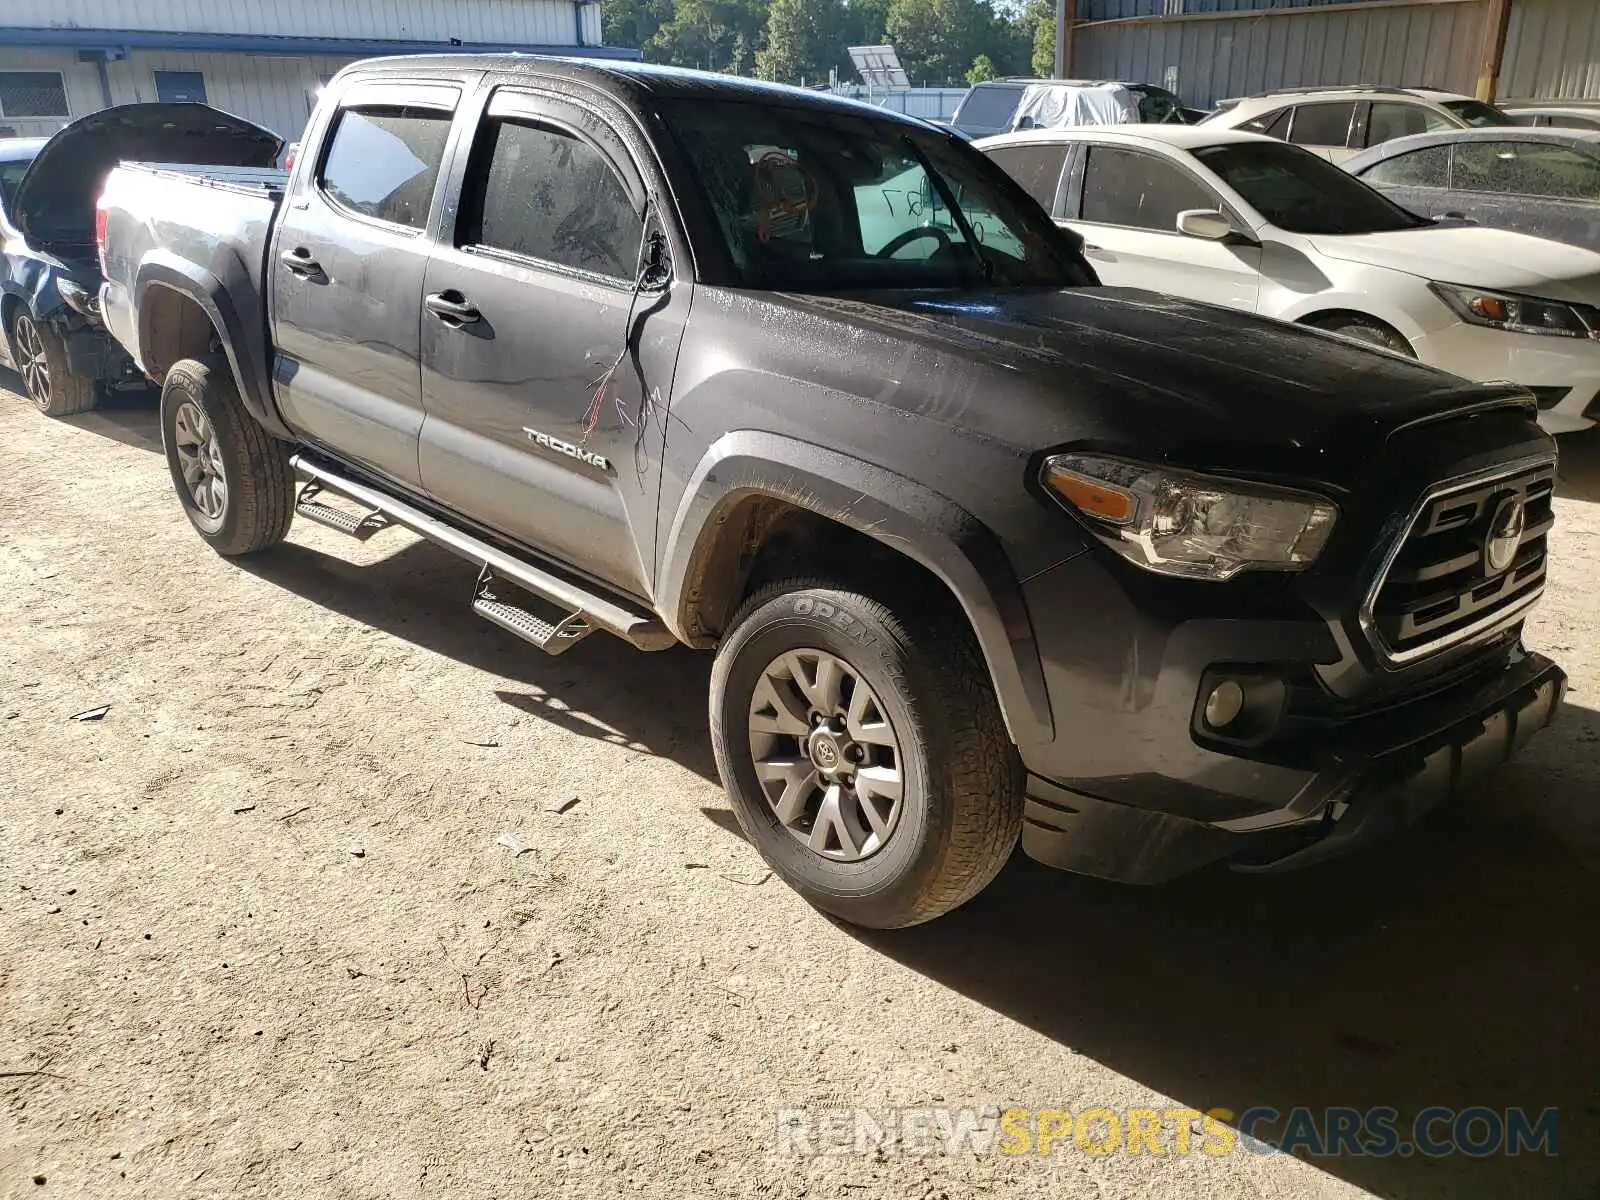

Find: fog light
<box><xmin>1203</xmin><ymin>680</ymin><xmax>1246</xmax><ymax>730</ymax></box>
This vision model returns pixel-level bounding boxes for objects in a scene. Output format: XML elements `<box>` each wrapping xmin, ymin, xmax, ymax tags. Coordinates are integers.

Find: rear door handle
<box><xmin>280</xmin><ymin>248</ymin><xmax>324</xmax><ymax>278</ymax></box>
<box><xmin>425</xmin><ymin>291</ymin><xmax>481</xmax><ymax>326</ymax></box>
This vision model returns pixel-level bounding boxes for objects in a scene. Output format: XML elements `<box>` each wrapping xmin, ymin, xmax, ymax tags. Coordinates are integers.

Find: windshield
<box><xmin>1193</xmin><ymin>141</ymin><xmax>1428</xmax><ymax>234</ymax></box>
<box><xmin>1442</xmin><ymin>99</ymin><xmax>1514</xmax><ymax>128</ymax></box>
<box><xmin>657</xmin><ymin>98</ymin><xmax>1096</xmax><ymax>293</ymax></box>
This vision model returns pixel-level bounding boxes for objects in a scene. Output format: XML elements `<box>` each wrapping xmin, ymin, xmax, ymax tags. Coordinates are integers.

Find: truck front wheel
<box><xmin>710</xmin><ymin>581</ymin><xmax>1023</xmax><ymax>929</ymax></box>
<box><xmin>160</xmin><ymin>356</ymin><xmax>294</xmax><ymax>556</ymax></box>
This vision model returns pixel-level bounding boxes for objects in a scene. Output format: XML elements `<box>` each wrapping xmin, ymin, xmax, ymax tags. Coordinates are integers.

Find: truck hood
<box><xmin>780</xmin><ymin>286</ymin><xmax>1532</xmax><ymax>492</ymax></box>
<box><xmin>1305</xmin><ymin>225</ymin><xmax>1600</xmax><ymax>303</ymax></box>
<box><xmin>11</xmin><ymin>103</ymin><xmax>282</xmax><ymax>256</ymax></box>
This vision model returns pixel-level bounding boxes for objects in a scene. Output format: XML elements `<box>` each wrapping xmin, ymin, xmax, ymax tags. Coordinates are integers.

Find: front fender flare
<box><xmin>134</xmin><ymin>252</ymin><xmax>290</xmax><ymax>439</ymax></box>
<box><xmin>658</xmin><ymin>430</ymin><xmax>1054</xmax><ymax>746</ymax></box>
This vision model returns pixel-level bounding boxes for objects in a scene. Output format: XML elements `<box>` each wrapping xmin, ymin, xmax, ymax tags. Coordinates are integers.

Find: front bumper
<box><xmin>1410</xmin><ymin>320</ymin><xmax>1599</xmax><ymax>435</ymax></box>
<box><xmin>1021</xmin><ymin>648</ymin><xmax>1565</xmax><ymax>883</ymax></box>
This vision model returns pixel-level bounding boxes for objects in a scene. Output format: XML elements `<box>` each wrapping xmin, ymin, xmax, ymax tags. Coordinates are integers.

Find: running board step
<box><xmin>473</xmin><ymin>566</ymin><xmax>593</xmax><ymax>656</ymax></box>
<box><xmin>288</xmin><ymin>453</ymin><xmax>675</xmax><ymax>652</ymax></box>
<box><xmin>296</xmin><ymin>481</ymin><xmax>390</xmax><ymax>541</ymax></box>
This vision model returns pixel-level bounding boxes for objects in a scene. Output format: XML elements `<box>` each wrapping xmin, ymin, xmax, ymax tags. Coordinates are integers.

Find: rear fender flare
<box><xmin>133</xmin><ymin>252</ymin><xmax>291</xmax><ymax>439</ymax></box>
<box><xmin>658</xmin><ymin>430</ymin><xmax>1054</xmax><ymax>746</ymax></box>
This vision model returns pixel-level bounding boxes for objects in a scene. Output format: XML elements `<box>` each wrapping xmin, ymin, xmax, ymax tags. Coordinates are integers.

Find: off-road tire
<box><xmin>12</xmin><ymin>311</ymin><xmax>98</xmax><ymax>416</ymax></box>
<box><xmin>710</xmin><ymin>580</ymin><xmax>1023</xmax><ymax>929</ymax></box>
<box><xmin>160</xmin><ymin>356</ymin><xmax>294</xmax><ymax>556</ymax></box>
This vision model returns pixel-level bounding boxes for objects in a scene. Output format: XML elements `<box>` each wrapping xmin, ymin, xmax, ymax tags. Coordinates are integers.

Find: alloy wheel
<box><xmin>747</xmin><ymin>648</ymin><xmax>905</xmax><ymax>862</ymax></box>
<box><xmin>14</xmin><ymin>315</ymin><xmax>50</xmax><ymax>409</ymax></box>
<box><xmin>171</xmin><ymin>400</ymin><xmax>228</xmax><ymax>521</ymax></box>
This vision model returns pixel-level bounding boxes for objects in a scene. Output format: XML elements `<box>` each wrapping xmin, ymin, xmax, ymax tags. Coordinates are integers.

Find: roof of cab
<box><xmin>334</xmin><ymin>53</ymin><xmax>931</xmax><ymax>127</ymax></box>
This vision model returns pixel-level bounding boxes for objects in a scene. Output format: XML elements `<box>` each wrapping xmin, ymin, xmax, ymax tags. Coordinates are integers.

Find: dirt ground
<box><xmin>1</xmin><ymin>382</ymin><xmax>1596</xmax><ymax>1200</ymax></box>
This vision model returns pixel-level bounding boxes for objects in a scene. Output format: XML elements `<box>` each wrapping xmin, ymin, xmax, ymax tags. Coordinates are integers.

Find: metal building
<box><xmin>0</xmin><ymin>0</ymin><xmax>633</xmax><ymax>141</ymax></box>
<box><xmin>1063</xmin><ymin>0</ymin><xmax>1600</xmax><ymax>109</ymax></box>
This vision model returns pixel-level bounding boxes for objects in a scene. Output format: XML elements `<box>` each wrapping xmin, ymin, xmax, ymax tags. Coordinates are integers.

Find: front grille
<box><xmin>1364</xmin><ymin>459</ymin><xmax>1555</xmax><ymax>664</ymax></box>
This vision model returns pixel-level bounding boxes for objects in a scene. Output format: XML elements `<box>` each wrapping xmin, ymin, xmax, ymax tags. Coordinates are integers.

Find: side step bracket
<box><xmin>295</xmin><ymin>481</ymin><xmax>391</xmax><ymax>541</ymax></box>
<box><xmin>472</xmin><ymin>565</ymin><xmax>594</xmax><ymax>656</ymax></box>
<box><xmin>287</xmin><ymin>453</ymin><xmax>676</xmax><ymax>652</ymax></box>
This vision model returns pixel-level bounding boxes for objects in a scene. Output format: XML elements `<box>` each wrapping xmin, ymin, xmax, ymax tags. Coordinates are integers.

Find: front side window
<box><xmin>1080</xmin><ymin>146</ymin><xmax>1217</xmax><ymax>231</ymax></box>
<box><xmin>1194</xmin><ymin>141</ymin><xmax>1427</xmax><ymax>234</ymax></box>
<box><xmin>460</xmin><ymin>118</ymin><xmax>643</xmax><ymax>279</ymax></box>
<box><xmin>984</xmin><ymin>144</ymin><xmax>1070</xmax><ymax>214</ymax></box>
<box><xmin>1360</xmin><ymin>144</ymin><xmax>1451</xmax><ymax>188</ymax></box>
<box><xmin>1288</xmin><ymin>102</ymin><xmax>1356</xmax><ymax>149</ymax></box>
<box><xmin>319</xmin><ymin>106</ymin><xmax>452</xmax><ymax>230</ymax></box>
<box><xmin>1366</xmin><ymin>102</ymin><xmax>1454</xmax><ymax>146</ymax></box>
<box><xmin>1452</xmin><ymin>140</ymin><xmax>1600</xmax><ymax>201</ymax></box>
<box><xmin>0</xmin><ymin>155</ymin><xmax>34</xmax><ymax>218</ymax></box>
<box><xmin>659</xmin><ymin>98</ymin><xmax>1094</xmax><ymax>292</ymax></box>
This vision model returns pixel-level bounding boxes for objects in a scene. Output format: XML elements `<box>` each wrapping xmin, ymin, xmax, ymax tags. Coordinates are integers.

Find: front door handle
<box><xmin>280</xmin><ymin>248</ymin><xmax>324</xmax><ymax>278</ymax></box>
<box><xmin>425</xmin><ymin>290</ymin><xmax>481</xmax><ymax>326</ymax></box>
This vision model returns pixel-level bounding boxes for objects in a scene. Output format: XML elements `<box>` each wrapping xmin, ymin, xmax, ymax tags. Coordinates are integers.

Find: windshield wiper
<box><xmin>899</xmin><ymin>136</ymin><xmax>994</xmax><ymax>286</ymax></box>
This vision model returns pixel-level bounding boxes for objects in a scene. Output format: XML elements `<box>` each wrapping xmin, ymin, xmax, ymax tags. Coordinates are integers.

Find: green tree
<box><xmin>602</xmin><ymin>0</ymin><xmax>675</xmax><ymax>53</ymax></box>
<box><xmin>757</xmin><ymin>0</ymin><xmax>849</xmax><ymax>85</ymax></box>
<box><xmin>1031</xmin><ymin>8</ymin><xmax>1057</xmax><ymax>77</ymax></box>
<box><xmin>886</xmin><ymin>0</ymin><xmax>997</xmax><ymax>86</ymax></box>
<box><xmin>843</xmin><ymin>0</ymin><xmax>893</xmax><ymax>47</ymax></box>
<box><xmin>966</xmin><ymin>53</ymin><xmax>997</xmax><ymax>84</ymax></box>
<box><xmin>646</xmin><ymin>0</ymin><xmax>767</xmax><ymax>75</ymax></box>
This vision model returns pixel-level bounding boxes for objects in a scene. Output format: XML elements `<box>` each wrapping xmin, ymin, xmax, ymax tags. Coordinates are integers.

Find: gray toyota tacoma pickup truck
<box><xmin>97</xmin><ymin>56</ymin><xmax>1565</xmax><ymax>928</ymax></box>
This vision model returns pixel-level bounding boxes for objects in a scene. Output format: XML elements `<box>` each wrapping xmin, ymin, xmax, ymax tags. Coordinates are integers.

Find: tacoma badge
<box><xmin>524</xmin><ymin>428</ymin><xmax>611</xmax><ymax>471</ymax></box>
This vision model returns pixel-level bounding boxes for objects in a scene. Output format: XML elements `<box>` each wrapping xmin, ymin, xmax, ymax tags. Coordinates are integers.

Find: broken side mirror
<box><xmin>639</xmin><ymin>229</ymin><xmax>671</xmax><ymax>292</ymax></box>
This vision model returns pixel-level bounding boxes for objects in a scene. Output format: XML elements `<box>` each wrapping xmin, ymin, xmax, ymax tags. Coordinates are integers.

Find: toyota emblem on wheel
<box><xmin>1484</xmin><ymin>496</ymin><xmax>1527</xmax><ymax>575</ymax></box>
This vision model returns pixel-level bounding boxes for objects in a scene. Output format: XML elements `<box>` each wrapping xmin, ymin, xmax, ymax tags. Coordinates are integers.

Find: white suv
<box><xmin>1202</xmin><ymin>86</ymin><xmax>1514</xmax><ymax>162</ymax></box>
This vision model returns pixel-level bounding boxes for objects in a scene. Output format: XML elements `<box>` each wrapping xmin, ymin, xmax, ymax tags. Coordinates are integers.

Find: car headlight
<box><xmin>1430</xmin><ymin>282</ymin><xmax>1600</xmax><ymax>340</ymax></box>
<box><xmin>1041</xmin><ymin>454</ymin><xmax>1338</xmax><ymax>581</ymax></box>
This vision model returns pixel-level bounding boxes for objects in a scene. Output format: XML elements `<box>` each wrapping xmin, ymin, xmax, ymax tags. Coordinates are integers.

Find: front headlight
<box><xmin>1430</xmin><ymin>282</ymin><xmax>1600</xmax><ymax>340</ymax></box>
<box><xmin>1041</xmin><ymin>454</ymin><xmax>1338</xmax><ymax>581</ymax></box>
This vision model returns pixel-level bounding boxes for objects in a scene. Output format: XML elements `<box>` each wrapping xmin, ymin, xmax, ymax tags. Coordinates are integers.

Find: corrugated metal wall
<box><xmin>0</xmin><ymin>49</ymin><xmax>104</xmax><ymax>137</ymax></box>
<box><xmin>1500</xmin><ymin>0</ymin><xmax>1600</xmax><ymax>100</ymax></box>
<box><xmin>1082</xmin><ymin>0</ymin><xmax>1352</xmax><ymax>18</ymax></box>
<box><xmin>3</xmin><ymin>0</ymin><xmax>601</xmax><ymax>47</ymax></box>
<box><xmin>1075</xmin><ymin>1</ymin><xmax>1485</xmax><ymax>106</ymax></box>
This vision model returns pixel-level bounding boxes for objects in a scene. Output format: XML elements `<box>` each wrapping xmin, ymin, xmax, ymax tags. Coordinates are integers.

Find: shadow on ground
<box><xmin>238</xmin><ymin>531</ymin><xmax>1598</xmax><ymax>1200</ymax></box>
<box><xmin>235</xmin><ymin>537</ymin><xmax>718</xmax><ymax>781</ymax></box>
<box><xmin>2</xmin><ymin>369</ymin><xmax>161</xmax><ymax>453</ymax></box>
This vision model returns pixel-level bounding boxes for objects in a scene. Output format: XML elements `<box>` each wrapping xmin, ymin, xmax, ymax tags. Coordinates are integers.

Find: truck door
<box><xmin>417</xmin><ymin>86</ymin><xmax>689</xmax><ymax>601</ymax></box>
<box><xmin>269</xmin><ymin>81</ymin><xmax>460</xmax><ymax>490</ymax></box>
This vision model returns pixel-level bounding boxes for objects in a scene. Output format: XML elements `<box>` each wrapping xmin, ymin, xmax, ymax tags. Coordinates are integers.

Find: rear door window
<box><xmin>984</xmin><ymin>144</ymin><xmax>1071</xmax><ymax>214</ymax></box>
<box><xmin>1360</xmin><ymin>144</ymin><xmax>1451</xmax><ymax>188</ymax></box>
<box><xmin>1080</xmin><ymin>145</ymin><xmax>1218</xmax><ymax>231</ymax></box>
<box><xmin>1288</xmin><ymin>102</ymin><xmax>1356</xmax><ymax>148</ymax></box>
<box><xmin>1452</xmin><ymin>140</ymin><xmax>1600</xmax><ymax>201</ymax></box>
<box><xmin>319</xmin><ymin>105</ymin><xmax>452</xmax><ymax>230</ymax></box>
<box><xmin>1366</xmin><ymin>102</ymin><xmax>1455</xmax><ymax>146</ymax></box>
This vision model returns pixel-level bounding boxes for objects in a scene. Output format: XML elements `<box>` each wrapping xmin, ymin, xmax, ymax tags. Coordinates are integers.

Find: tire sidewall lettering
<box><xmin>792</xmin><ymin>595</ymin><xmax>868</xmax><ymax>645</ymax></box>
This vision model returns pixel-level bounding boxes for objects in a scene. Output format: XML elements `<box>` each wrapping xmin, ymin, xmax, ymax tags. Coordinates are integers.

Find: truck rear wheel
<box><xmin>12</xmin><ymin>311</ymin><xmax>98</xmax><ymax>417</ymax></box>
<box><xmin>160</xmin><ymin>356</ymin><xmax>294</xmax><ymax>556</ymax></box>
<box><xmin>710</xmin><ymin>580</ymin><xmax>1023</xmax><ymax>929</ymax></box>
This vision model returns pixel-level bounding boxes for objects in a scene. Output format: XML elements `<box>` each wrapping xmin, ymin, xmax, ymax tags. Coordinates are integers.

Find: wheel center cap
<box><xmin>808</xmin><ymin>728</ymin><xmax>847</xmax><ymax>774</ymax></box>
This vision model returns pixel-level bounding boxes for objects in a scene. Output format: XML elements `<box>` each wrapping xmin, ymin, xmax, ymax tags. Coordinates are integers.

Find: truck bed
<box><xmin>118</xmin><ymin>161</ymin><xmax>288</xmax><ymax>200</ymax></box>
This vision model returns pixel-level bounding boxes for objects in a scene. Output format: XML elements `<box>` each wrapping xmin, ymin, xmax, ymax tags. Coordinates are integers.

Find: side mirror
<box><xmin>639</xmin><ymin>229</ymin><xmax>672</xmax><ymax>292</ymax></box>
<box><xmin>1176</xmin><ymin>209</ymin><xmax>1233</xmax><ymax>241</ymax></box>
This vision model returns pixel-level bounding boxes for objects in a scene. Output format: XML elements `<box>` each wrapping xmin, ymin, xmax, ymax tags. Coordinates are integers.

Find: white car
<box><xmin>977</xmin><ymin>125</ymin><xmax>1600</xmax><ymax>434</ymax></box>
<box><xmin>1200</xmin><ymin>85</ymin><xmax>1514</xmax><ymax>163</ymax></box>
